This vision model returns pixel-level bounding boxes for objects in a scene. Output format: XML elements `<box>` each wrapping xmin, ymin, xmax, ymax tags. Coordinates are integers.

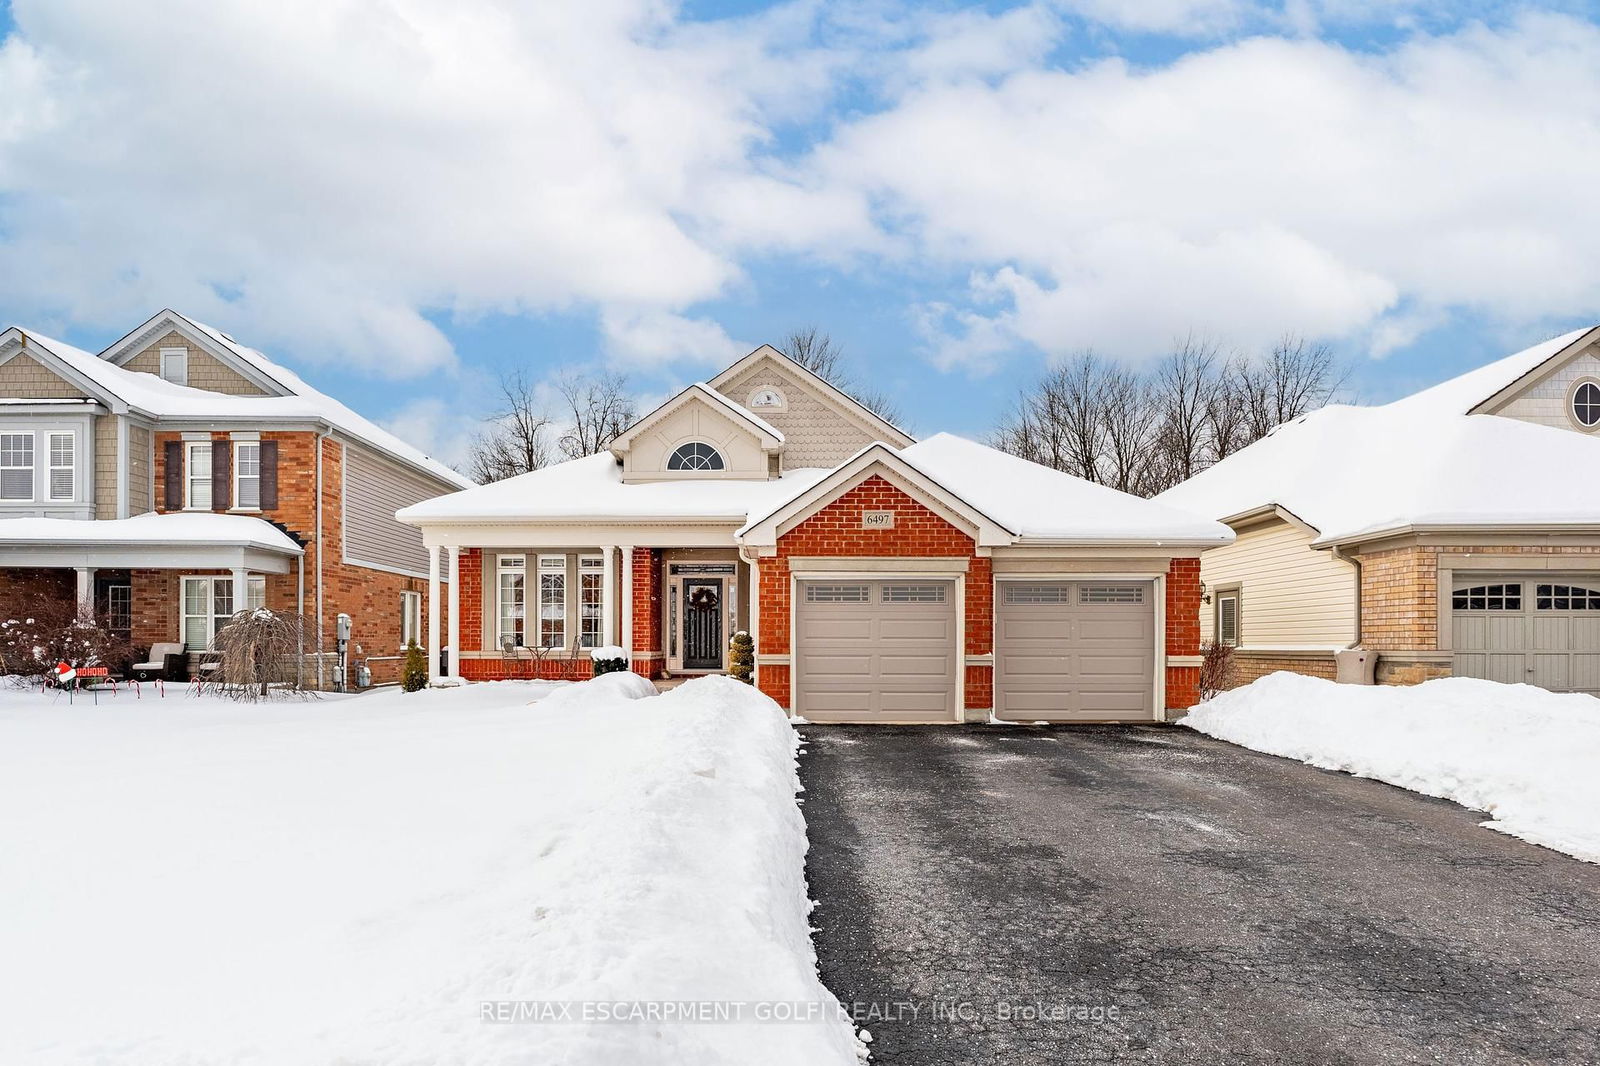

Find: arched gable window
<box><xmin>667</xmin><ymin>441</ymin><xmax>725</xmax><ymax>471</ymax></box>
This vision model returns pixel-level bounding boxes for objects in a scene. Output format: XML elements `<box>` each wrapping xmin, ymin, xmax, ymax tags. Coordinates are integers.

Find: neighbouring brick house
<box><xmin>1156</xmin><ymin>325</ymin><xmax>1600</xmax><ymax>694</ymax></box>
<box><xmin>0</xmin><ymin>310</ymin><xmax>470</xmax><ymax>685</ymax></box>
<box><xmin>398</xmin><ymin>345</ymin><xmax>1230</xmax><ymax>723</ymax></box>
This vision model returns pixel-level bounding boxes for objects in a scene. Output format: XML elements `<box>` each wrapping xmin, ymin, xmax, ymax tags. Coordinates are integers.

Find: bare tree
<box><xmin>1233</xmin><ymin>335</ymin><xmax>1347</xmax><ymax>444</ymax></box>
<box><xmin>779</xmin><ymin>326</ymin><xmax>904</xmax><ymax>426</ymax></box>
<box><xmin>1150</xmin><ymin>335</ymin><xmax>1222</xmax><ymax>486</ymax></box>
<box><xmin>466</xmin><ymin>369</ymin><xmax>555</xmax><ymax>484</ymax></box>
<box><xmin>992</xmin><ymin>332</ymin><xmax>1347</xmax><ymax>497</ymax></box>
<box><xmin>557</xmin><ymin>371</ymin><xmax>636</xmax><ymax>460</ymax></box>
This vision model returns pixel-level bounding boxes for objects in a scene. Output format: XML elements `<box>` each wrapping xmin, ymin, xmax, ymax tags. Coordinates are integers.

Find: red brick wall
<box><xmin>1166</xmin><ymin>556</ymin><xmax>1202</xmax><ymax>711</ymax></box>
<box><xmin>460</xmin><ymin>657</ymin><xmax>592</xmax><ymax>681</ymax></box>
<box><xmin>757</xmin><ymin>474</ymin><xmax>990</xmax><ymax>710</ymax></box>
<box><xmin>631</xmin><ymin>547</ymin><xmax>663</xmax><ymax>677</ymax></box>
<box><xmin>458</xmin><ymin>548</ymin><xmax>483</xmax><ymax>653</ymax></box>
<box><xmin>150</xmin><ymin>431</ymin><xmax>439</xmax><ymax>687</ymax></box>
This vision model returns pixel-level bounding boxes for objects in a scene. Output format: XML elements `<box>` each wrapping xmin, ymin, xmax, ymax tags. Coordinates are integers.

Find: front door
<box><xmin>682</xmin><ymin>579</ymin><xmax>724</xmax><ymax>670</ymax></box>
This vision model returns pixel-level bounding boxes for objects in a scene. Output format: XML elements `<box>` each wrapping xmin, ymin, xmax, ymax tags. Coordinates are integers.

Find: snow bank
<box><xmin>0</xmin><ymin>676</ymin><xmax>858</xmax><ymax>1065</ymax></box>
<box><xmin>1182</xmin><ymin>672</ymin><xmax>1600</xmax><ymax>862</ymax></box>
<box><xmin>536</xmin><ymin>668</ymin><xmax>658</xmax><ymax>709</ymax></box>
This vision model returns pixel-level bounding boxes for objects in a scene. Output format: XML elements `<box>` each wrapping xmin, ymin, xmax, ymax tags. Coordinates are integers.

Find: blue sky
<box><xmin>2</xmin><ymin>0</ymin><xmax>1598</xmax><ymax>468</ymax></box>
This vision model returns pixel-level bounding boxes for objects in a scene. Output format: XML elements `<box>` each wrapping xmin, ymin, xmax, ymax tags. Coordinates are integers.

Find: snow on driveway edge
<box><xmin>1181</xmin><ymin>672</ymin><xmax>1600</xmax><ymax>864</ymax></box>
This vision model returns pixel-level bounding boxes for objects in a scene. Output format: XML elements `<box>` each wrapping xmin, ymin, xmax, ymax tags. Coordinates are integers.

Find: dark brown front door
<box><xmin>683</xmin><ymin>579</ymin><xmax>723</xmax><ymax>670</ymax></box>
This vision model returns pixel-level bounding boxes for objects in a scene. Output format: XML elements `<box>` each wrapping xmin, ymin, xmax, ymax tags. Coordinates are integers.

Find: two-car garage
<box><xmin>792</xmin><ymin>574</ymin><xmax>1159</xmax><ymax>724</ymax></box>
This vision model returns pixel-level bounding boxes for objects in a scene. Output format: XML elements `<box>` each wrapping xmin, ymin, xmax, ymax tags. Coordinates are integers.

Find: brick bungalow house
<box><xmin>398</xmin><ymin>345</ymin><xmax>1232</xmax><ymax>723</ymax></box>
<box><xmin>1155</xmin><ymin>326</ymin><xmax>1600</xmax><ymax>694</ymax></box>
<box><xmin>0</xmin><ymin>310</ymin><xmax>470</xmax><ymax>685</ymax></box>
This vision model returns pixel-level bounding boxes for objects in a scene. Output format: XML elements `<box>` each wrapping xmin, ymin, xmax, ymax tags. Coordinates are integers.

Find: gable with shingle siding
<box><xmin>1484</xmin><ymin>339</ymin><xmax>1600</xmax><ymax>435</ymax></box>
<box><xmin>717</xmin><ymin>355</ymin><xmax>887</xmax><ymax>467</ymax></box>
<box><xmin>0</xmin><ymin>351</ymin><xmax>88</xmax><ymax>398</ymax></box>
<box><xmin>122</xmin><ymin>330</ymin><xmax>271</xmax><ymax>396</ymax></box>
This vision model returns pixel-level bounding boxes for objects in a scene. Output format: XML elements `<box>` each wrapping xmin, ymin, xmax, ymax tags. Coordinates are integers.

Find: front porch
<box><xmin>0</xmin><ymin>513</ymin><xmax>306</xmax><ymax>676</ymax></box>
<box><xmin>425</xmin><ymin>544</ymin><xmax>752</xmax><ymax>683</ymax></box>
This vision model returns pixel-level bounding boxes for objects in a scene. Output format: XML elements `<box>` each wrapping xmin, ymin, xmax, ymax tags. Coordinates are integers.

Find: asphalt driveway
<box><xmin>800</xmin><ymin>725</ymin><xmax>1600</xmax><ymax>1065</ymax></box>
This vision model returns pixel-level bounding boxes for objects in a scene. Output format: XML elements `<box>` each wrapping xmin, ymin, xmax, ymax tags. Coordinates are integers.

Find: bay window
<box><xmin>579</xmin><ymin>555</ymin><xmax>603</xmax><ymax>648</ymax></box>
<box><xmin>181</xmin><ymin>575</ymin><xmax>266</xmax><ymax>651</ymax></box>
<box><xmin>0</xmin><ymin>433</ymin><xmax>33</xmax><ymax>500</ymax></box>
<box><xmin>48</xmin><ymin>432</ymin><xmax>75</xmax><ymax>501</ymax></box>
<box><xmin>538</xmin><ymin>555</ymin><xmax>567</xmax><ymax>649</ymax></box>
<box><xmin>497</xmin><ymin>555</ymin><xmax>526</xmax><ymax>649</ymax></box>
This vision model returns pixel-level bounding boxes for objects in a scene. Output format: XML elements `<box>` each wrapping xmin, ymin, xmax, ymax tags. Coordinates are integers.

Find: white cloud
<box><xmin>0</xmin><ymin>0</ymin><xmax>847</xmax><ymax>375</ymax></box>
<box><xmin>801</xmin><ymin>12</ymin><xmax>1600</xmax><ymax>367</ymax></box>
<box><xmin>599</xmin><ymin>308</ymin><xmax>749</xmax><ymax>367</ymax></box>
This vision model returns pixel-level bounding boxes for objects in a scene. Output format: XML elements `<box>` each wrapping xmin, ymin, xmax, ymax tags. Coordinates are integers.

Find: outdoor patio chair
<box><xmin>131</xmin><ymin>642</ymin><xmax>186</xmax><ymax>683</ymax></box>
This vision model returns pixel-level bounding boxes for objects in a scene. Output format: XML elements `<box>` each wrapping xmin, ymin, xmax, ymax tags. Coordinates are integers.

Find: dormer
<box><xmin>98</xmin><ymin>309</ymin><xmax>295</xmax><ymax>398</ymax></box>
<box><xmin>609</xmin><ymin>383</ymin><xmax>784</xmax><ymax>483</ymax></box>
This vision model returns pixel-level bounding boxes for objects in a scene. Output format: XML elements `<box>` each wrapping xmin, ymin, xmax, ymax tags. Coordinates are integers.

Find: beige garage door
<box><xmin>1452</xmin><ymin>576</ymin><xmax>1600</xmax><ymax>695</ymax></box>
<box><xmin>794</xmin><ymin>579</ymin><xmax>958</xmax><ymax>723</ymax></box>
<box><xmin>996</xmin><ymin>580</ymin><xmax>1155</xmax><ymax>722</ymax></box>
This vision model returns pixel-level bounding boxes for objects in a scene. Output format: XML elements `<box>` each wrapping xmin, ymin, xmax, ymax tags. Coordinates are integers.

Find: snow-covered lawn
<box><xmin>0</xmin><ymin>674</ymin><xmax>860</xmax><ymax>1065</ymax></box>
<box><xmin>1183</xmin><ymin>672</ymin><xmax>1600</xmax><ymax>863</ymax></box>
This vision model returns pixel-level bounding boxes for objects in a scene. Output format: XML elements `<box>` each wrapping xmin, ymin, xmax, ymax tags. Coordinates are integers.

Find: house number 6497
<box><xmin>862</xmin><ymin>510</ymin><xmax>895</xmax><ymax>529</ymax></box>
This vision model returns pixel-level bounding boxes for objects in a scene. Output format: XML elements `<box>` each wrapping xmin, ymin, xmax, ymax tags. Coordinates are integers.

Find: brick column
<box><xmin>1166</xmin><ymin>557</ymin><xmax>1202</xmax><ymax>711</ymax></box>
<box><xmin>629</xmin><ymin>547</ymin><xmax>663</xmax><ymax>678</ymax></box>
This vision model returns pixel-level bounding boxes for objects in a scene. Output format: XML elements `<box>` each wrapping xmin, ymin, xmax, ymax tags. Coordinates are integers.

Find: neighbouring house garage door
<box><xmin>1452</xmin><ymin>577</ymin><xmax>1600</xmax><ymax>695</ymax></box>
<box><xmin>995</xmin><ymin>580</ymin><xmax>1156</xmax><ymax>722</ymax></box>
<box><xmin>794</xmin><ymin>578</ymin><xmax>958</xmax><ymax>723</ymax></box>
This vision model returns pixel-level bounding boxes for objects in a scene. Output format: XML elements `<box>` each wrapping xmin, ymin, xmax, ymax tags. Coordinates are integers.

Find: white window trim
<box><xmin>400</xmin><ymin>589</ymin><xmax>423</xmax><ymax>649</ymax></box>
<box><xmin>232</xmin><ymin>440</ymin><xmax>261</xmax><ymax>511</ymax></box>
<box><xmin>160</xmin><ymin>347</ymin><xmax>189</xmax><ymax>385</ymax></box>
<box><xmin>180</xmin><ymin>574</ymin><xmax>266</xmax><ymax>651</ymax></box>
<box><xmin>578</xmin><ymin>554</ymin><xmax>603</xmax><ymax>649</ymax></box>
<box><xmin>185</xmin><ymin>440</ymin><xmax>213</xmax><ymax>510</ymax></box>
<box><xmin>0</xmin><ymin>431</ymin><xmax>35</xmax><ymax>501</ymax></box>
<box><xmin>538</xmin><ymin>554</ymin><xmax>568</xmax><ymax>650</ymax></box>
<box><xmin>1216</xmin><ymin>591</ymin><xmax>1241</xmax><ymax>647</ymax></box>
<box><xmin>497</xmin><ymin>554</ymin><xmax>527</xmax><ymax>650</ymax></box>
<box><xmin>47</xmin><ymin>431</ymin><xmax>75</xmax><ymax>502</ymax></box>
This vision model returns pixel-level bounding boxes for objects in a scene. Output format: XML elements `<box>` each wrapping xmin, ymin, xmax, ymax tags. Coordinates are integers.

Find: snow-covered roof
<box><xmin>6</xmin><ymin>327</ymin><xmax>470</xmax><ymax>489</ymax></box>
<box><xmin>1154</xmin><ymin>402</ymin><xmax>1600</xmax><ymax>546</ymax></box>
<box><xmin>899</xmin><ymin>434</ymin><xmax>1234</xmax><ymax>544</ymax></box>
<box><xmin>0</xmin><ymin>512</ymin><xmax>303</xmax><ymax>553</ymax></box>
<box><xmin>397</xmin><ymin>452</ymin><xmax>833</xmax><ymax>523</ymax></box>
<box><xmin>610</xmin><ymin>382</ymin><xmax>784</xmax><ymax>455</ymax></box>
<box><xmin>1387</xmin><ymin>326</ymin><xmax>1595</xmax><ymax>417</ymax></box>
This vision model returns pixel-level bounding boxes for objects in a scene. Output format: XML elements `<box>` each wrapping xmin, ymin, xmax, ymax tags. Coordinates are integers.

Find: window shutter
<box><xmin>212</xmin><ymin>440</ymin><xmax>231</xmax><ymax>510</ymax></box>
<box><xmin>163</xmin><ymin>441</ymin><xmax>183</xmax><ymax>510</ymax></box>
<box><xmin>258</xmin><ymin>441</ymin><xmax>278</xmax><ymax>509</ymax></box>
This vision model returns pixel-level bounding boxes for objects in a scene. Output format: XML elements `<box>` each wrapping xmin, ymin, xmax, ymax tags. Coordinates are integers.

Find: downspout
<box><xmin>1329</xmin><ymin>543</ymin><xmax>1363</xmax><ymax>649</ymax></box>
<box><xmin>296</xmin><ymin>552</ymin><xmax>306</xmax><ymax>688</ymax></box>
<box><xmin>315</xmin><ymin>431</ymin><xmax>325</xmax><ymax>689</ymax></box>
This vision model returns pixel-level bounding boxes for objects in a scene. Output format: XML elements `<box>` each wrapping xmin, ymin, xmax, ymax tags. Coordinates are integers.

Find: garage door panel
<box><xmin>995</xmin><ymin>580</ymin><xmax>1154</xmax><ymax>721</ymax></box>
<box><xmin>795</xmin><ymin>578</ymin><xmax>957</xmax><ymax>723</ymax></box>
<box><xmin>1453</xmin><ymin>573</ymin><xmax>1600</xmax><ymax>695</ymax></box>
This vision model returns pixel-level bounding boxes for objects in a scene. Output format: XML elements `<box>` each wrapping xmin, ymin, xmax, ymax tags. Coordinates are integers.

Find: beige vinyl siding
<box><xmin>343</xmin><ymin>443</ymin><xmax>454</xmax><ymax>576</ymax></box>
<box><xmin>716</xmin><ymin>355</ymin><xmax>884</xmax><ymax>467</ymax></box>
<box><xmin>0</xmin><ymin>352</ymin><xmax>87</xmax><ymax>398</ymax></box>
<box><xmin>93</xmin><ymin>415</ymin><xmax>117</xmax><ymax>518</ymax></box>
<box><xmin>1488</xmin><ymin>343</ymin><xmax>1600</xmax><ymax>434</ymax></box>
<box><xmin>1199</xmin><ymin>516</ymin><xmax>1357</xmax><ymax>648</ymax></box>
<box><xmin>122</xmin><ymin>330</ymin><xmax>271</xmax><ymax>396</ymax></box>
<box><xmin>127</xmin><ymin>423</ymin><xmax>152</xmax><ymax>513</ymax></box>
<box><xmin>621</xmin><ymin>395</ymin><xmax>769</xmax><ymax>482</ymax></box>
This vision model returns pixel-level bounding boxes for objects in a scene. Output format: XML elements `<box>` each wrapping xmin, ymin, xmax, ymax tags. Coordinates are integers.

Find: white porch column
<box><xmin>427</xmin><ymin>544</ymin><xmax>442</xmax><ymax>683</ymax></box>
<box><xmin>447</xmin><ymin>546</ymin><xmax>461</xmax><ymax>678</ymax></box>
<box><xmin>231</xmin><ymin>568</ymin><xmax>249</xmax><ymax>616</ymax></box>
<box><xmin>74</xmin><ymin>567</ymin><xmax>95</xmax><ymax>620</ymax></box>
<box><xmin>601</xmin><ymin>546</ymin><xmax>617</xmax><ymax>647</ymax></box>
<box><xmin>620</xmin><ymin>545</ymin><xmax>635</xmax><ymax>664</ymax></box>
